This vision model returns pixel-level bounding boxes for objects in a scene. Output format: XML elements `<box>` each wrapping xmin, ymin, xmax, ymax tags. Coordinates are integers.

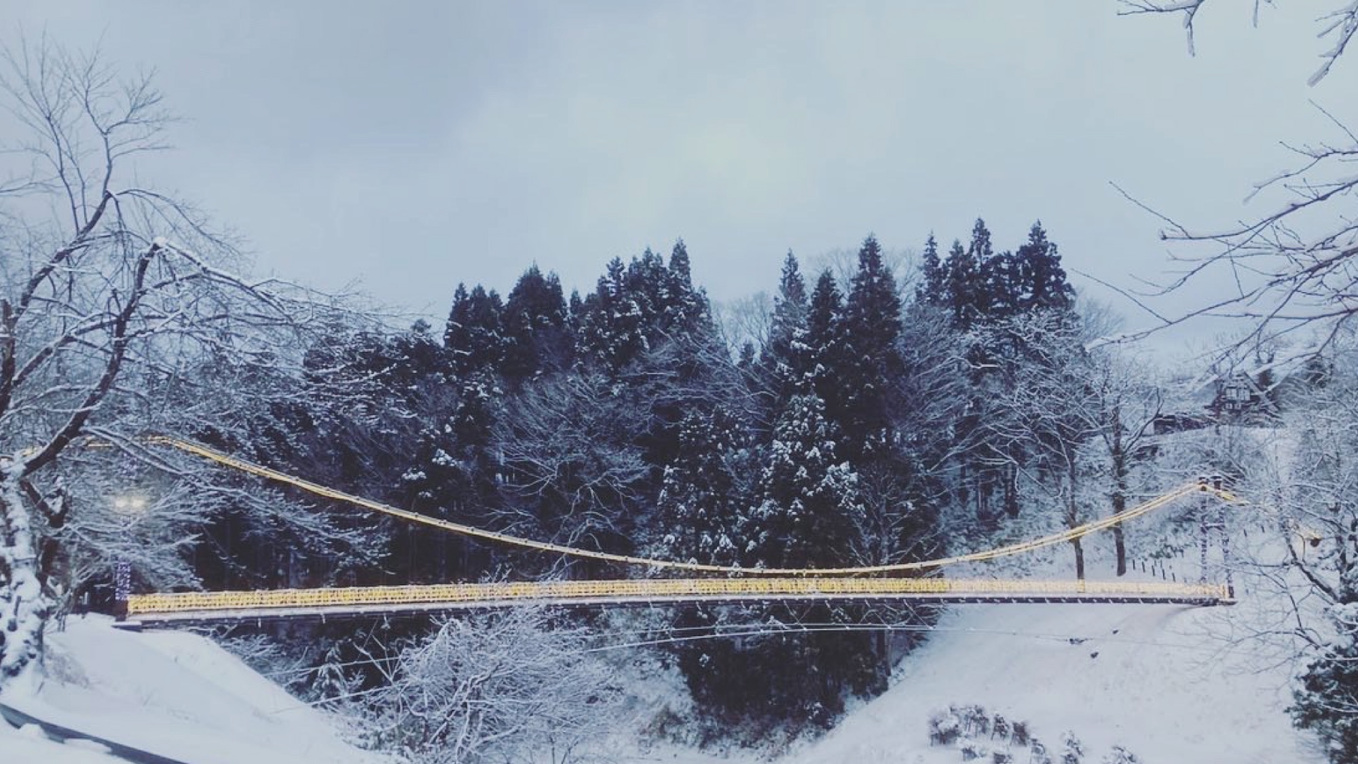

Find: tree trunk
<box><xmin>1004</xmin><ymin>462</ymin><xmax>1020</xmax><ymax>518</ymax></box>
<box><xmin>0</xmin><ymin>472</ymin><xmax>53</xmax><ymax>681</ymax></box>
<box><xmin>1067</xmin><ymin>466</ymin><xmax>1085</xmax><ymax>580</ymax></box>
<box><xmin>1110</xmin><ymin>405</ymin><xmax>1128</xmax><ymax>576</ymax></box>
<box><xmin>874</xmin><ymin>629</ymin><xmax>891</xmax><ymax>695</ymax></box>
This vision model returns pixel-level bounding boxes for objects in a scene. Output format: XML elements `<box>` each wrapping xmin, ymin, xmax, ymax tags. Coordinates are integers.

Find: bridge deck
<box><xmin>125</xmin><ymin>578</ymin><xmax>1234</xmax><ymax>626</ymax></box>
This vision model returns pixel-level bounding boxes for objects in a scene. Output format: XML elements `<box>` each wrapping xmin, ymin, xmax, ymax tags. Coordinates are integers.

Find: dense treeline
<box><xmin>178</xmin><ymin>219</ymin><xmax>1109</xmax><ymax>727</ymax></box>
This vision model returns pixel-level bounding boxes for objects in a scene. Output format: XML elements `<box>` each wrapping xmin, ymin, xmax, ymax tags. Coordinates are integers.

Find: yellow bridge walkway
<box><xmin>125</xmin><ymin>578</ymin><xmax>1234</xmax><ymax>626</ymax></box>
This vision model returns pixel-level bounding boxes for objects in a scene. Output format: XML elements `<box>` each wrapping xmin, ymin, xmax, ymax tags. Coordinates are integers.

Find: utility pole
<box><xmin>1199</xmin><ymin>475</ymin><xmax>1210</xmax><ymax>584</ymax></box>
<box><xmin>1214</xmin><ymin>475</ymin><xmax>1233</xmax><ymax>598</ymax></box>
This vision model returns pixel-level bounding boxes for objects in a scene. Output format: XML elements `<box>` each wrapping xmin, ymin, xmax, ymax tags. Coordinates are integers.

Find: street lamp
<box><xmin>111</xmin><ymin>493</ymin><xmax>148</xmax><ymax>621</ymax></box>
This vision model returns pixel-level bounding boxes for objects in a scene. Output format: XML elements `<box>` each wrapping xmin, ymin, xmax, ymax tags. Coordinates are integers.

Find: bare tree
<box><xmin>494</xmin><ymin>371</ymin><xmax>651</xmax><ymax>552</ymax></box>
<box><xmin>0</xmin><ymin>40</ymin><xmax>369</xmax><ymax>681</ymax></box>
<box><xmin>1107</xmin><ymin>1</ymin><xmax>1358</xmax><ymax>361</ymax></box>
<box><xmin>368</xmin><ymin>607</ymin><xmax>626</xmax><ymax>764</ymax></box>
<box><xmin>1119</xmin><ymin>1</ymin><xmax>1357</xmax><ymax>86</ymax></box>
<box><xmin>982</xmin><ymin>312</ymin><xmax>1111</xmax><ymax>579</ymax></box>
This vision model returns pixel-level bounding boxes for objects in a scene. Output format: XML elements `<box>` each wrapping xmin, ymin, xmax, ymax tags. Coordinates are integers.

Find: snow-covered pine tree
<box><xmin>916</xmin><ymin>233</ymin><xmax>946</xmax><ymax>306</ymax></box>
<box><xmin>837</xmin><ymin>235</ymin><xmax>904</xmax><ymax>463</ymax></box>
<box><xmin>805</xmin><ymin>268</ymin><xmax>848</xmax><ymax>430</ymax></box>
<box><xmin>665</xmin><ymin>239</ymin><xmax>713</xmax><ymax>338</ymax></box>
<box><xmin>1061</xmin><ymin>731</ymin><xmax>1085</xmax><ymax>764</ymax></box>
<box><xmin>761</xmin><ymin>251</ymin><xmax>811</xmax><ymax>405</ymax></box>
<box><xmin>942</xmin><ymin>237</ymin><xmax>981</xmax><ymax>329</ymax></box>
<box><xmin>1292</xmin><ymin>601</ymin><xmax>1358</xmax><ymax>764</ymax></box>
<box><xmin>747</xmin><ymin>394</ymin><xmax>861</xmax><ymax>570</ymax></box>
<box><xmin>737</xmin><ymin>393</ymin><xmax>877</xmax><ymax>723</ymax></box>
<box><xmin>651</xmin><ymin>410</ymin><xmax>749</xmax><ymax>567</ymax></box>
<box><xmin>445</xmin><ymin>284</ymin><xmax>507</xmax><ymax>377</ymax></box>
<box><xmin>575</xmin><ymin>257</ymin><xmax>648</xmax><ymax>372</ymax></box>
<box><xmin>1013</xmin><ymin>221</ymin><xmax>1075</xmax><ymax>314</ymax></box>
<box><xmin>501</xmin><ymin>265</ymin><xmax>572</xmax><ymax>384</ymax></box>
<box><xmin>1102</xmin><ymin>745</ymin><xmax>1141</xmax><ymax>764</ymax></box>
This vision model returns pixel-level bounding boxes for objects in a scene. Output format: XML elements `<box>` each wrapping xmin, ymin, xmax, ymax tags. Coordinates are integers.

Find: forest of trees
<box><xmin>140</xmin><ymin>218</ymin><xmax>1131</xmax><ymax>731</ymax></box>
<box><xmin>8</xmin><ymin>10</ymin><xmax>1358</xmax><ymax>758</ymax></box>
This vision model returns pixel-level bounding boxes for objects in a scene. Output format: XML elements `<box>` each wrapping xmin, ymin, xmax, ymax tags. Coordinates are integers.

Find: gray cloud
<box><xmin>4</xmin><ymin>1</ymin><xmax>1353</xmax><ymax>348</ymax></box>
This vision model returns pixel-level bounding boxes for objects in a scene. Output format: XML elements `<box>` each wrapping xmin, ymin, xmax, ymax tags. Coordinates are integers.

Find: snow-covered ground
<box><xmin>0</xmin><ymin>579</ymin><xmax>1324</xmax><ymax>764</ymax></box>
<box><xmin>781</xmin><ymin>600</ymin><xmax>1319</xmax><ymax>764</ymax></box>
<box><xmin>0</xmin><ymin>616</ymin><xmax>385</xmax><ymax>764</ymax></box>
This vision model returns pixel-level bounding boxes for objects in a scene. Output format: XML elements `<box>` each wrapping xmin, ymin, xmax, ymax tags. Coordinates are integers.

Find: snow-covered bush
<box><xmin>929</xmin><ymin>709</ymin><xmax>964</xmax><ymax>745</ymax></box>
<box><xmin>367</xmin><ymin>608</ymin><xmax>624</xmax><ymax>764</ymax></box>
<box><xmin>958</xmin><ymin>704</ymin><xmax>991</xmax><ymax>736</ymax></box>
<box><xmin>1102</xmin><ymin>745</ymin><xmax>1141</xmax><ymax>764</ymax></box>
<box><xmin>960</xmin><ymin>740</ymin><xmax>990</xmax><ymax>761</ymax></box>
<box><xmin>1061</xmin><ymin>731</ymin><xmax>1085</xmax><ymax>764</ymax></box>
<box><xmin>1292</xmin><ymin>601</ymin><xmax>1358</xmax><ymax>764</ymax></box>
<box><xmin>1012</xmin><ymin>720</ymin><xmax>1031</xmax><ymax>747</ymax></box>
<box><xmin>992</xmin><ymin>713</ymin><xmax>1011</xmax><ymax>741</ymax></box>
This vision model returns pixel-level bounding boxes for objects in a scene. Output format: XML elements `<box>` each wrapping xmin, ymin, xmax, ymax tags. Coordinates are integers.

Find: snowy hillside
<box><xmin>782</xmin><ymin>601</ymin><xmax>1319</xmax><ymax>764</ymax></box>
<box><xmin>0</xmin><ymin>616</ymin><xmax>385</xmax><ymax>764</ymax></box>
<box><xmin>0</xmin><ymin>587</ymin><xmax>1324</xmax><ymax>764</ymax></box>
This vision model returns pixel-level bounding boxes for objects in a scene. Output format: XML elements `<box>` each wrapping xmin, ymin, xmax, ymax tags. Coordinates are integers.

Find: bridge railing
<box><xmin>127</xmin><ymin>577</ymin><xmax>1233</xmax><ymax>618</ymax></box>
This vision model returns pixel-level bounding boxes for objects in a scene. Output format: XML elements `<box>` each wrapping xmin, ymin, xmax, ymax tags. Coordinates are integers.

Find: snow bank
<box><xmin>0</xmin><ymin>615</ymin><xmax>383</xmax><ymax>764</ymax></box>
<box><xmin>0</xmin><ymin>578</ymin><xmax>1324</xmax><ymax>763</ymax></box>
<box><xmin>783</xmin><ymin>601</ymin><xmax>1322</xmax><ymax>764</ymax></box>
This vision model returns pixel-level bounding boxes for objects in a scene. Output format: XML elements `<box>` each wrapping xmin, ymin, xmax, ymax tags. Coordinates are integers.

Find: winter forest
<box><xmin>5</xmin><ymin>3</ymin><xmax>1358</xmax><ymax>764</ymax></box>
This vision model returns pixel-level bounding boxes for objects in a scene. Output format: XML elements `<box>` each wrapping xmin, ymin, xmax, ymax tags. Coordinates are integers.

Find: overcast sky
<box><xmin>5</xmin><ymin>1</ymin><xmax>1355</xmax><ymax>350</ymax></box>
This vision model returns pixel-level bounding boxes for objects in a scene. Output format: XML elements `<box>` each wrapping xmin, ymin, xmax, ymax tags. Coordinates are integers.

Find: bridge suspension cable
<box><xmin>151</xmin><ymin>436</ymin><xmax>1239</xmax><ymax>577</ymax></box>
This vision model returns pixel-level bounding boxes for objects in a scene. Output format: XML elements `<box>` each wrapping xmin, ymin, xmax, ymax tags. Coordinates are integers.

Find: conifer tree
<box><xmin>965</xmin><ymin>219</ymin><xmax>998</xmax><ymax>319</ymax></box>
<box><xmin>740</xmin><ymin>393</ymin><xmax>875</xmax><ymax>724</ymax></box>
<box><xmin>806</xmin><ymin>269</ymin><xmax>848</xmax><ymax>422</ymax></box>
<box><xmin>747</xmin><ymin>394</ymin><xmax>861</xmax><ymax>571</ymax></box>
<box><xmin>942</xmin><ymin>238</ymin><xmax>980</xmax><ymax>328</ymax></box>
<box><xmin>445</xmin><ymin>284</ymin><xmax>506</xmax><ymax>377</ymax></box>
<box><xmin>839</xmin><ymin>235</ymin><xmax>904</xmax><ymax>461</ymax></box>
<box><xmin>666</xmin><ymin>239</ymin><xmax>711</xmax><ymax>336</ymax></box>
<box><xmin>651</xmin><ymin>409</ymin><xmax>749</xmax><ymax>567</ymax></box>
<box><xmin>576</xmin><ymin>257</ymin><xmax>648</xmax><ymax>371</ymax></box>
<box><xmin>502</xmin><ymin>265</ymin><xmax>572</xmax><ymax>383</ymax></box>
<box><xmin>1292</xmin><ymin>601</ymin><xmax>1358</xmax><ymax>763</ymax></box>
<box><xmin>762</xmin><ymin>251</ymin><xmax>811</xmax><ymax>401</ymax></box>
<box><xmin>917</xmin><ymin>233</ymin><xmax>946</xmax><ymax>305</ymax></box>
<box><xmin>1014</xmin><ymin>221</ymin><xmax>1075</xmax><ymax>314</ymax></box>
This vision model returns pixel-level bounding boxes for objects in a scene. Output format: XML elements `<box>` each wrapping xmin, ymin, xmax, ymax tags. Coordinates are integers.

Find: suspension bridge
<box><xmin>117</xmin><ymin>437</ymin><xmax>1240</xmax><ymax>627</ymax></box>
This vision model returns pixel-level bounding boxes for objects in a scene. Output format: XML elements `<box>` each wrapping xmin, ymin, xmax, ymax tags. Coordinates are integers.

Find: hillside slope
<box><xmin>0</xmin><ymin>581</ymin><xmax>1324</xmax><ymax>763</ymax></box>
<box><xmin>0</xmin><ymin>616</ymin><xmax>385</xmax><ymax>764</ymax></box>
<box><xmin>781</xmin><ymin>597</ymin><xmax>1320</xmax><ymax>764</ymax></box>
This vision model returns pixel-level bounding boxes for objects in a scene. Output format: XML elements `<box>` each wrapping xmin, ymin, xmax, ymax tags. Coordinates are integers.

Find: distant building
<box><xmin>1207</xmin><ymin>368</ymin><xmax>1287</xmax><ymax>424</ymax></box>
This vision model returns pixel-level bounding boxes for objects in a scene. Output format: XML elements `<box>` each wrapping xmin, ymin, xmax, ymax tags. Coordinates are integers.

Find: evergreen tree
<box><xmin>942</xmin><ymin>238</ymin><xmax>980</xmax><ymax>328</ymax></box>
<box><xmin>576</xmin><ymin>257</ymin><xmax>648</xmax><ymax>371</ymax></box>
<box><xmin>982</xmin><ymin>249</ymin><xmax>1022</xmax><ymax>319</ymax></box>
<box><xmin>762</xmin><ymin>251</ymin><xmax>811</xmax><ymax>400</ymax></box>
<box><xmin>445</xmin><ymin>284</ymin><xmax>506</xmax><ymax>377</ymax></box>
<box><xmin>838</xmin><ymin>235</ymin><xmax>904</xmax><ymax>460</ymax></box>
<box><xmin>1292</xmin><ymin>600</ymin><xmax>1358</xmax><ymax>764</ymax></box>
<box><xmin>650</xmin><ymin>409</ymin><xmax>749</xmax><ymax>567</ymax></box>
<box><xmin>806</xmin><ymin>269</ymin><xmax>847</xmax><ymax>421</ymax></box>
<box><xmin>665</xmin><ymin>239</ymin><xmax>711</xmax><ymax>336</ymax></box>
<box><xmin>916</xmin><ymin>233</ymin><xmax>946</xmax><ymax>305</ymax></box>
<box><xmin>746</xmin><ymin>394</ymin><xmax>861</xmax><ymax>571</ymax></box>
<box><xmin>1013</xmin><ymin>221</ymin><xmax>1075</xmax><ymax>314</ymax></box>
<box><xmin>966</xmin><ymin>218</ymin><xmax>997</xmax><ymax>318</ymax></box>
<box><xmin>739</xmin><ymin>393</ymin><xmax>876</xmax><ymax>724</ymax></box>
<box><xmin>502</xmin><ymin>265</ymin><xmax>572</xmax><ymax>383</ymax></box>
